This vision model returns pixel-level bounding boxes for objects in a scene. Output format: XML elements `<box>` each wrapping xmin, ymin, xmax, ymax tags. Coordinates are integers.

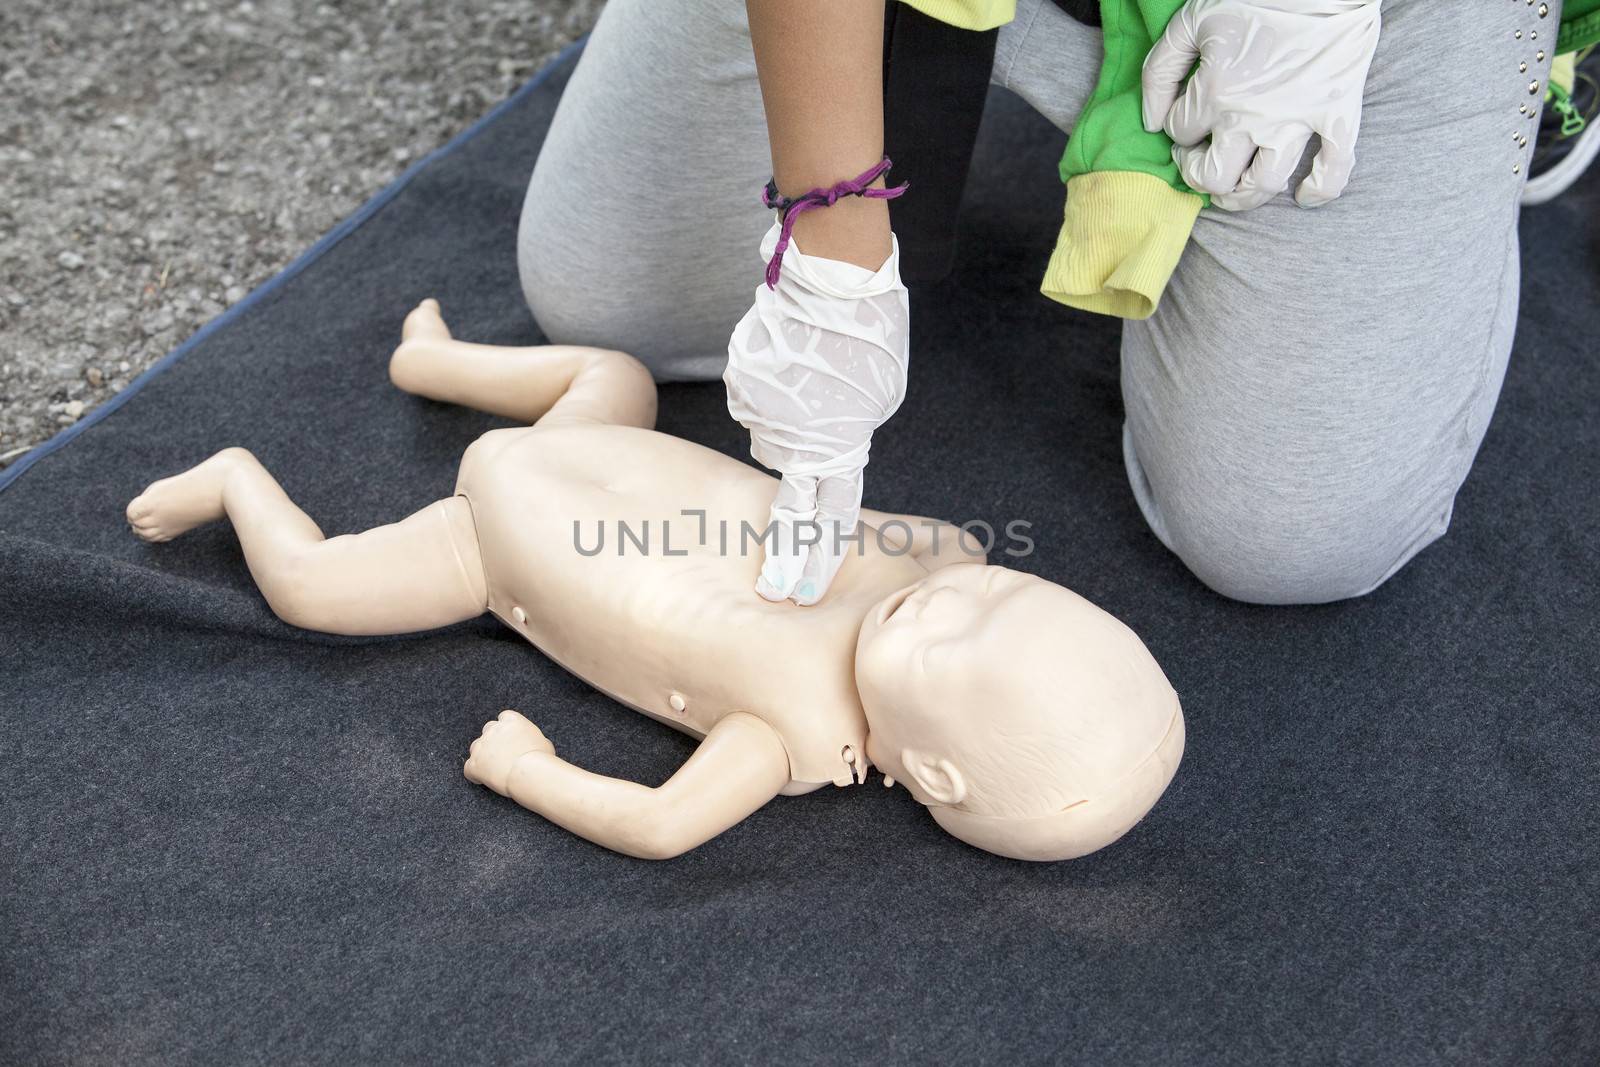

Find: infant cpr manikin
<box><xmin>125</xmin><ymin>301</ymin><xmax>1184</xmax><ymax>861</ymax></box>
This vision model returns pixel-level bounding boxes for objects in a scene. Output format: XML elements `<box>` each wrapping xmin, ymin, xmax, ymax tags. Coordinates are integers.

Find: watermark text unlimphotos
<box><xmin>572</xmin><ymin>510</ymin><xmax>1034</xmax><ymax>559</ymax></box>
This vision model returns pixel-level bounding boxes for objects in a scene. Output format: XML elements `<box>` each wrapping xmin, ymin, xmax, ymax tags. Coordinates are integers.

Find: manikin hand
<box><xmin>724</xmin><ymin>220</ymin><xmax>910</xmax><ymax>607</ymax></box>
<box><xmin>1141</xmin><ymin>0</ymin><xmax>1382</xmax><ymax>211</ymax></box>
<box><xmin>464</xmin><ymin>710</ymin><xmax>555</xmax><ymax>797</ymax></box>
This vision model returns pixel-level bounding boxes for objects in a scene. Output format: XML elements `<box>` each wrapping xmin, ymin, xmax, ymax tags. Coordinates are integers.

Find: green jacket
<box><xmin>906</xmin><ymin>0</ymin><xmax>1600</xmax><ymax>318</ymax></box>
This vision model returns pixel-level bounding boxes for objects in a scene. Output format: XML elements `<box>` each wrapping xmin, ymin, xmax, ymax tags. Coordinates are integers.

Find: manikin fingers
<box><xmin>1212</xmin><ymin>139</ymin><xmax>1307</xmax><ymax>212</ymax></box>
<box><xmin>1173</xmin><ymin>132</ymin><xmax>1257</xmax><ymax>196</ymax></box>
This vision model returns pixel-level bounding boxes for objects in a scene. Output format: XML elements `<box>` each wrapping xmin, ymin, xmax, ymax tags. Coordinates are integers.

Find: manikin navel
<box><xmin>126</xmin><ymin>300</ymin><xmax>1184</xmax><ymax>861</ymax></box>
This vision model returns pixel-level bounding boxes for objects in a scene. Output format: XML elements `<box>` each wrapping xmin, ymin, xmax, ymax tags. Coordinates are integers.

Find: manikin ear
<box><xmin>900</xmin><ymin>749</ymin><xmax>968</xmax><ymax>807</ymax></box>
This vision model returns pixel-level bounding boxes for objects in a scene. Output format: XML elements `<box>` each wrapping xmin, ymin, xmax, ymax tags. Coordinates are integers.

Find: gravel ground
<box><xmin>0</xmin><ymin>0</ymin><xmax>605</xmax><ymax>467</ymax></box>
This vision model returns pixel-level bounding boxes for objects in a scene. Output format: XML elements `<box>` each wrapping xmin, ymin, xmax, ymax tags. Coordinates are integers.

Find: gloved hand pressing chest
<box><xmin>1141</xmin><ymin>0</ymin><xmax>1383</xmax><ymax>212</ymax></box>
<box><xmin>724</xmin><ymin>219</ymin><xmax>910</xmax><ymax>607</ymax></box>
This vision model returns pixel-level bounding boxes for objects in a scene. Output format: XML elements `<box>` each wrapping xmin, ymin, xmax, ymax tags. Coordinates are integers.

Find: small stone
<box><xmin>142</xmin><ymin>308</ymin><xmax>176</xmax><ymax>336</ymax></box>
<box><xmin>61</xmin><ymin>399</ymin><xmax>85</xmax><ymax>419</ymax></box>
<box><xmin>86</xmin><ymin>367</ymin><xmax>104</xmax><ymax>387</ymax></box>
<box><xmin>57</xmin><ymin>251</ymin><xmax>85</xmax><ymax>270</ymax></box>
<box><xmin>225</xmin><ymin>285</ymin><xmax>246</xmax><ymax>303</ymax></box>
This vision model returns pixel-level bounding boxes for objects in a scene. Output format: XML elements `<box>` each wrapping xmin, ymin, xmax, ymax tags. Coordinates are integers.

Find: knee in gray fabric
<box><xmin>520</xmin><ymin>269</ymin><xmax>729</xmax><ymax>382</ymax></box>
<box><xmin>516</xmin><ymin>246</ymin><xmax>598</xmax><ymax>348</ymax></box>
<box><xmin>515</xmin><ymin>206</ymin><xmax>733</xmax><ymax>382</ymax></box>
<box><xmin>1149</xmin><ymin>483</ymin><xmax>1453</xmax><ymax>606</ymax></box>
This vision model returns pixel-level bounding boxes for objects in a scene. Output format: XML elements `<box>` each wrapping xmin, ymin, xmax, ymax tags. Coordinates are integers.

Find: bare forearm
<box><xmin>746</xmin><ymin>0</ymin><xmax>892</xmax><ymax>270</ymax></box>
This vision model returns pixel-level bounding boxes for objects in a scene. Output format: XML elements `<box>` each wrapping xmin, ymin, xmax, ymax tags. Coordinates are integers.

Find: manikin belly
<box><xmin>454</xmin><ymin>425</ymin><xmax>923</xmax><ymax>788</ymax></box>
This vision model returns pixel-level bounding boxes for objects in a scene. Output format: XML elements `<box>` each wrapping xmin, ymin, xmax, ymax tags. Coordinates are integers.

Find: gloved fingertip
<box><xmin>1213</xmin><ymin>190</ymin><xmax>1261</xmax><ymax>213</ymax></box>
<box><xmin>758</xmin><ymin>558</ymin><xmax>801</xmax><ymax>601</ymax></box>
<box><xmin>1294</xmin><ymin>186</ymin><xmax>1331</xmax><ymax>209</ymax></box>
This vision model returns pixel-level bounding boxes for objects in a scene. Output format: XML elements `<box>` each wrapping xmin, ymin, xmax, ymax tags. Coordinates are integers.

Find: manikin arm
<box><xmin>465</xmin><ymin>711</ymin><xmax>791</xmax><ymax>860</ymax></box>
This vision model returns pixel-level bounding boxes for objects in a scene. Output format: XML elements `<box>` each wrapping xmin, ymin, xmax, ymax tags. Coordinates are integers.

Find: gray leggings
<box><xmin>518</xmin><ymin>0</ymin><xmax>1556</xmax><ymax>605</ymax></box>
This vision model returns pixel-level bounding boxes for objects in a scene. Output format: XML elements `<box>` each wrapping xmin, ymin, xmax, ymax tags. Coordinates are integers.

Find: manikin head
<box><xmin>855</xmin><ymin>564</ymin><xmax>1184</xmax><ymax>861</ymax></box>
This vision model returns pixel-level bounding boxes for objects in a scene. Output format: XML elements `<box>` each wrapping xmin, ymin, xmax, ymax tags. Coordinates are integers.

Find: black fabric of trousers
<box><xmin>3</xmin><ymin>44</ymin><xmax>1597</xmax><ymax>1065</ymax></box>
<box><xmin>883</xmin><ymin>2</ymin><xmax>997</xmax><ymax>284</ymax></box>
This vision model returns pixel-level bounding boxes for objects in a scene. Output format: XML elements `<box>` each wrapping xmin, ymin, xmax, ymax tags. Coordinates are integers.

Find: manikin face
<box><xmin>855</xmin><ymin>564</ymin><xmax>1182</xmax><ymax>852</ymax></box>
<box><xmin>857</xmin><ymin>565</ymin><xmax>1054</xmax><ymax>804</ymax></box>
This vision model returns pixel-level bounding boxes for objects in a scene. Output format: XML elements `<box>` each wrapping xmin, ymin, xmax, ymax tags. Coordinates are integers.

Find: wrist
<box><xmin>788</xmin><ymin>195</ymin><xmax>893</xmax><ymax>272</ymax></box>
<box><xmin>504</xmin><ymin>748</ymin><xmax>554</xmax><ymax>799</ymax></box>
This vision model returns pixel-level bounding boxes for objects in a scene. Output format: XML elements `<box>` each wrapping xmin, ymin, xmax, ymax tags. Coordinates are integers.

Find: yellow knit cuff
<box><xmin>898</xmin><ymin>0</ymin><xmax>1016</xmax><ymax>31</ymax></box>
<box><xmin>1040</xmin><ymin>172</ymin><xmax>1203</xmax><ymax>321</ymax></box>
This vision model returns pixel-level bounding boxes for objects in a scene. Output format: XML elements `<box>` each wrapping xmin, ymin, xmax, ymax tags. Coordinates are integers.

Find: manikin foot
<box><xmin>400</xmin><ymin>297</ymin><xmax>451</xmax><ymax>344</ymax></box>
<box><xmin>125</xmin><ymin>447</ymin><xmax>247</xmax><ymax>542</ymax></box>
<box><xmin>389</xmin><ymin>299</ymin><xmax>453</xmax><ymax>396</ymax></box>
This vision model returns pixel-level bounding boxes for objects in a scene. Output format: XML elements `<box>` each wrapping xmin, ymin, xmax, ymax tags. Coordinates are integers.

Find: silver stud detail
<box><xmin>1532</xmin><ymin>30</ymin><xmax>1538</xmax><ymax>39</ymax></box>
<box><xmin>1538</xmin><ymin>50</ymin><xmax>1547</xmax><ymax>61</ymax></box>
<box><xmin>1521</xmin><ymin>135</ymin><xmax>1529</xmax><ymax>147</ymax></box>
<box><xmin>1514</xmin><ymin>163</ymin><xmax>1522</xmax><ymax>174</ymax></box>
<box><xmin>1539</xmin><ymin>3</ymin><xmax>1548</xmax><ymax>16</ymax></box>
<box><xmin>1520</xmin><ymin>62</ymin><xmax>1528</xmax><ymax>72</ymax></box>
<box><xmin>1521</xmin><ymin>103</ymin><xmax>1529</xmax><ymax>114</ymax></box>
<box><xmin>1516</xmin><ymin>29</ymin><xmax>1524</xmax><ymax>39</ymax></box>
<box><xmin>1530</xmin><ymin>80</ymin><xmax>1541</xmax><ymax>94</ymax></box>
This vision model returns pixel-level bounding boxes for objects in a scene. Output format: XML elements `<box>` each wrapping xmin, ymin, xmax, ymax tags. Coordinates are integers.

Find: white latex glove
<box><xmin>1141</xmin><ymin>0</ymin><xmax>1382</xmax><ymax>212</ymax></box>
<box><xmin>724</xmin><ymin>219</ymin><xmax>909</xmax><ymax>607</ymax></box>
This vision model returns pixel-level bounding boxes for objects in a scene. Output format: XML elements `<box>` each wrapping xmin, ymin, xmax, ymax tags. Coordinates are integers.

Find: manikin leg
<box><xmin>387</xmin><ymin>299</ymin><xmax>657</xmax><ymax>430</ymax></box>
<box><xmin>127</xmin><ymin>301</ymin><xmax>659</xmax><ymax>636</ymax></box>
<box><xmin>127</xmin><ymin>449</ymin><xmax>487</xmax><ymax>636</ymax></box>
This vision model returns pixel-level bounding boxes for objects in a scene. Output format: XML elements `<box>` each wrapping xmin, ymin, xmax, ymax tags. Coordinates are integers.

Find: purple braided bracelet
<box><xmin>762</xmin><ymin>157</ymin><xmax>908</xmax><ymax>288</ymax></box>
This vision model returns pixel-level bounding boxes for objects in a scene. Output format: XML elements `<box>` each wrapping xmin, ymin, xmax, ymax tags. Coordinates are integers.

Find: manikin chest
<box><xmin>453</xmin><ymin>424</ymin><xmax>921</xmax><ymax>789</ymax></box>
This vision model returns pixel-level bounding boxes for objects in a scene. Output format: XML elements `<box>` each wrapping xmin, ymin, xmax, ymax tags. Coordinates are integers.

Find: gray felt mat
<box><xmin>3</xmin><ymin>39</ymin><xmax>1597</xmax><ymax>1065</ymax></box>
